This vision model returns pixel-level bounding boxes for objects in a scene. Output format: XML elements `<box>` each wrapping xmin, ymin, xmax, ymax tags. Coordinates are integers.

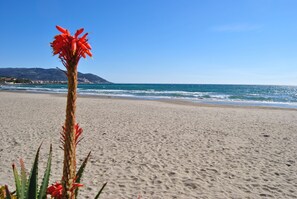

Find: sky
<box><xmin>0</xmin><ymin>0</ymin><xmax>297</xmax><ymax>85</ymax></box>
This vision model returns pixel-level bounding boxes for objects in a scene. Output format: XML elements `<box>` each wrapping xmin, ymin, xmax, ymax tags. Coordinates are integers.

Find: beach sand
<box><xmin>1</xmin><ymin>91</ymin><xmax>297</xmax><ymax>198</ymax></box>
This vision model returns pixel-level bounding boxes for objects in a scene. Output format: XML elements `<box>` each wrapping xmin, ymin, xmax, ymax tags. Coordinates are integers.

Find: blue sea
<box><xmin>1</xmin><ymin>84</ymin><xmax>297</xmax><ymax>109</ymax></box>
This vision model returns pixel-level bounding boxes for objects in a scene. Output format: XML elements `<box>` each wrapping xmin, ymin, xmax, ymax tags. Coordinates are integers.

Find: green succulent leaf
<box><xmin>12</xmin><ymin>164</ymin><xmax>21</xmax><ymax>198</ymax></box>
<box><xmin>20</xmin><ymin>159</ymin><xmax>27</xmax><ymax>199</ymax></box>
<box><xmin>75</xmin><ymin>151</ymin><xmax>91</xmax><ymax>197</ymax></box>
<box><xmin>76</xmin><ymin>151</ymin><xmax>91</xmax><ymax>182</ymax></box>
<box><xmin>26</xmin><ymin>144</ymin><xmax>42</xmax><ymax>199</ymax></box>
<box><xmin>38</xmin><ymin>144</ymin><xmax>52</xmax><ymax>199</ymax></box>
<box><xmin>94</xmin><ymin>182</ymin><xmax>107</xmax><ymax>199</ymax></box>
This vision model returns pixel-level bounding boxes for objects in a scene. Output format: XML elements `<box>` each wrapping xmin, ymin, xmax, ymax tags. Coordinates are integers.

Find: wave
<box><xmin>1</xmin><ymin>84</ymin><xmax>297</xmax><ymax>108</ymax></box>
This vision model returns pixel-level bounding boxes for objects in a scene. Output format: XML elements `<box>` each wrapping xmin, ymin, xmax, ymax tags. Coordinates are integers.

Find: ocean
<box><xmin>1</xmin><ymin>84</ymin><xmax>297</xmax><ymax>109</ymax></box>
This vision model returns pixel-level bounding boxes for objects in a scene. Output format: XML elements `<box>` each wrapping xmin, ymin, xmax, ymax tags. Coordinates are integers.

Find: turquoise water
<box><xmin>1</xmin><ymin>84</ymin><xmax>297</xmax><ymax>108</ymax></box>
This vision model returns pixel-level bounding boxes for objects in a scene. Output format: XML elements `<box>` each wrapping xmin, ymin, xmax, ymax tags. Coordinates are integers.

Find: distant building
<box><xmin>0</xmin><ymin>77</ymin><xmax>16</xmax><ymax>83</ymax></box>
<box><xmin>0</xmin><ymin>77</ymin><xmax>32</xmax><ymax>84</ymax></box>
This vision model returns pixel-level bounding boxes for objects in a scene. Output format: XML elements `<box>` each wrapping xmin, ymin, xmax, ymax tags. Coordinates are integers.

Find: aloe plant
<box><xmin>2</xmin><ymin>144</ymin><xmax>106</xmax><ymax>199</ymax></box>
<box><xmin>9</xmin><ymin>144</ymin><xmax>52</xmax><ymax>199</ymax></box>
<box><xmin>49</xmin><ymin>25</ymin><xmax>106</xmax><ymax>198</ymax></box>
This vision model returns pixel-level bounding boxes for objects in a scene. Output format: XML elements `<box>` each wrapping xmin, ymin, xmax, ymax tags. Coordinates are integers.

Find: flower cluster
<box><xmin>60</xmin><ymin>123</ymin><xmax>83</xmax><ymax>150</ymax></box>
<box><xmin>47</xmin><ymin>181</ymin><xmax>83</xmax><ymax>199</ymax></box>
<box><xmin>50</xmin><ymin>26</ymin><xmax>92</xmax><ymax>69</ymax></box>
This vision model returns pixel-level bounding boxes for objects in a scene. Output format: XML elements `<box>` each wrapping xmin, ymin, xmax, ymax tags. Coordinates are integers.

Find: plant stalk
<box><xmin>62</xmin><ymin>64</ymin><xmax>78</xmax><ymax>199</ymax></box>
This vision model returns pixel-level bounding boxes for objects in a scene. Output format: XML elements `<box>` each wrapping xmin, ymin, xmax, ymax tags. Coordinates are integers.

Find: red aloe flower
<box><xmin>47</xmin><ymin>181</ymin><xmax>83</xmax><ymax>199</ymax></box>
<box><xmin>51</xmin><ymin>25</ymin><xmax>92</xmax><ymax>70</ymax></box>
<box><xmin>47</xmin><ymin>182</ymin><xmax>63</xmax><ymax>199</ymax></box>
<box><xmin>51</xmin><ymin>25</ymin><xmax>92</xmax><ymax>198</ymax></box>
<box><xmin>60</xmin><ymin>123</ymin><xmax>83</xmax><ymax>150</ymax></box>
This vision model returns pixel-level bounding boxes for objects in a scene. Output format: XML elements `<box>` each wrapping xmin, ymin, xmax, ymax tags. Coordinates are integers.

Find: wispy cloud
<box><xmin>211</xmin><ymin>24</ymin><xmax>262</xmax><ymax>32</ymax></box>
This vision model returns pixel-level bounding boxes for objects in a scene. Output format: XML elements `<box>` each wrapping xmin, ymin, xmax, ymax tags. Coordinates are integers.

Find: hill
<box><xmin>0</xmin><ymin>68</ymin><xmax>111</xmax><ymax>84</ymax></box>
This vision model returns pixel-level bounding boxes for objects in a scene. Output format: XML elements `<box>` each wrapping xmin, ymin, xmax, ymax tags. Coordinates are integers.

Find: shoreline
<box><xmin>1</xmin><ymin>90</ymin><xmax>297</xmax><ymax>111</ymax></box>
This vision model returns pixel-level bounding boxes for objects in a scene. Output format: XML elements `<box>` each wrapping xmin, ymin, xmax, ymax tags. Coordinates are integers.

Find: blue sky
<box><xmin>0</xmin><ymin>0</ymin><xmax>297</xmax><ymax>85</ymax></box>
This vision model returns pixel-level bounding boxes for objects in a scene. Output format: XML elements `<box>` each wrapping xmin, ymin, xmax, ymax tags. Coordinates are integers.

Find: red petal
<box><xmin>79</xmin><ymin>33</ymin><xmax>88</xmax><ymax>41</ymax></box>
<box><xmin>71</xmin><ymin>39</ymin><xmax>77</xmax><ymax>54</ymax></box>
<box><xmin>85</xmin><ymin>50</ymin><xmax>92</xmax><ymax>57</ymax></box>
<box><xmin>75</xmin><ymin>28</ymin><xmax>84</xmax><ymax>38</ymax></box>
<box><xmin>85</xmin><ymin>43</ymin><xmax>91</xmax><ymax>49</ymax></box>
<box><xmin>56</xmin><ymin>25</ymin><xmax>68</xmax><ymax>34</ymax></box>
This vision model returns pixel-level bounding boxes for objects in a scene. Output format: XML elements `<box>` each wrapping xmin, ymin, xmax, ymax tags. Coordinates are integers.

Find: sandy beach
<box><xmin>0</xmin><ymin>91</ymin><xmax>297</xmax><ymax>198</ymax></box>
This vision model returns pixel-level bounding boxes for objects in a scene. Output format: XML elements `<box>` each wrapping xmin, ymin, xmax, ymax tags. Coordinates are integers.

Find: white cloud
<box><xmin>211</xmin><ymin>24</ymin><xmax>262</xmax><ymax>32</ymax></box>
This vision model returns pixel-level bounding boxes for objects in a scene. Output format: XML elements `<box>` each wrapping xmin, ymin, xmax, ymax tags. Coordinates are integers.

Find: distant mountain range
<box><xmin>0</xmin><ymin>68</ymin><xmax>111</xmax><ymax>84</ymax></box>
